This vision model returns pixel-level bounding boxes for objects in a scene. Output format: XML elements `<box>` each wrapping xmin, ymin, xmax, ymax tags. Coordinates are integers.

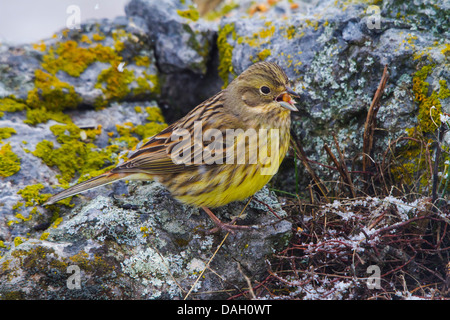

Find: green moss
<box><xmin>0</xmin><ymin>143</ymin><xmax>20</xmax><ymax>177</ymax></box>
<box><xmin>217</xmin><ymin>23</ymin><xmax>237</xmax><ymax>88</ymax></box>
<box><xmin>0</xmin><ymin>127</ymin><xmax>17</xmax><ymax>140</ymax></box>
<box><xmin>177</xmin><ymin>5</ymin><xmax>200</xmax><ymax>21</ymax></box>
<box><xmin>32</xmin><ymin>123</ymin><xmax>118</xmax><ymax>184</ymax></box>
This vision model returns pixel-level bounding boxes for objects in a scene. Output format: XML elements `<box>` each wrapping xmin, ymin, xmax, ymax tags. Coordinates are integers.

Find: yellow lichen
<box><xmin>392</xmin><ymin>64</ymin><xmax>450</xmax><ymax>189</ymax></box>
<box><xmin>256</xmin><ymin>49</ymin><xmax>271</xmax><ymax>61</ymax></box>
<box><xmin>14</xmin><ymin>213</ymin><xmax>33</xmax><ymax>222</ymax></box>
<box><xmin>177</xmin><ymin>6</ymin><xmax>200</xmax><ymax>21</ymax></box>
<box><xmin>0</xmin><ymin>143</ymin><xmax>20</xmax><ymax>177</ymax></box>
<box><xmin>0</xmin><ymin>97</ymin><xmax>26</xmax><ymax>118</ymax></box>
<box><xmin>41</xmin><ymin>40</ymin><xmax>118</xmax><ymax>77</ymax></box>
<box><xmin>39</xmin><ymin>232</ymin><xmax>50</xmax><ymax>240</ymax></box>
<box><xmin>17</xmin><ymin>184</ymin><xmax>51</xmax><ymax>207</ymax></box>
<box><xmin>80</xmin><ymin>34</ymin><xmax>92</xmax><ymax>44</ymax></box>
<box><xmin>413</xmin><ymin>64</ymin><xmax>441</xmax><ymax>133</ymax></box>
<box><xmin>239</xmin><ymin>22</ymin><xmax>276</xmax><ymax>48</ymax></box>
<box><xmin>32</xmin><ymin>42</ymin><xmax>46</xmax><ymax>52</ymax></box>
<box><xmin>0</xmin><ymin>127</ymin><xmax>17</xmax><ymax>140</ymax></box>
<box><xmin>26</xmin><ymin>69</ymin><xmax>81</xmax><ymax>113</ymax></box>
<box><xmin>94</xmin><ymin>64</ymin><xmax>134</xmax><ymax>107</ymax></box>
<box><xmin>13</xmin><ymin>237</ymin><xmax>26</xmax><ymax>247</ymax></box>
<box><xmin>217</xmin><ymin>23</ymin><xmax>236</xmax><ymax>88</ymax></box>
<box><xmin>32</xmin><ymin>123</ymin><xmax>118</xmax><ymax>184</ymax></box>
<box><xmin>134</xmin><ymin>56</ymin><xmax>151</xmax><ymax>67</ymax></box>
<box><xmin>144</xmin><ymin>106</ymin><xmax>165</xmax><ymax>123</ymax></box>
<box><xmin>114</xmin><ymin>107</ymin><xmax>167</xmax><ymax>148</ymax></box>
<box><xmin>92</xmin><ymin>33</ymin><xmax>106</xmax><ymax>41</ymax></box>
<box><xmin>204</xmin><ymin>1</ymin><xmax>239</xmax><ymax>21</ymax></box>
<box><xmin>283</xmin><ymin>25</ymin><xmax>297</xmax><ymax>39</ymax></box>
<box><xmin>134</xmin><ymin>72</ymin><xmax>161</xmax><ymax>97</ymax></box>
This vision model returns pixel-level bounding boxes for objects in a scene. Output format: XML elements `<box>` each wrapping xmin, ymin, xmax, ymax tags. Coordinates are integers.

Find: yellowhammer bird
<box><xmin>44</xmin><ymin>61</ymin><xmax>299</xmax><ymax>232</ymax></box>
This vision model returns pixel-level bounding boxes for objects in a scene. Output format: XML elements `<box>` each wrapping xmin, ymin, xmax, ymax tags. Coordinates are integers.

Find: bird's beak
<box><xmin>276</xmin><ymin>86</ymin><xmax>299</xmax><ymax>111</ymax></box>
<box><xmin>286</xmin><ymin>86</ymin><xmax>300</xmax><ymax>98</ymax></box>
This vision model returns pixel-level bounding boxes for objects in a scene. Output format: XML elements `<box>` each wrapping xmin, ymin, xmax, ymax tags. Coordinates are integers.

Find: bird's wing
<box><xmin>111</xmin><ymin>92</ymin><xmax>241</xmax><ymax>175</ymax></box>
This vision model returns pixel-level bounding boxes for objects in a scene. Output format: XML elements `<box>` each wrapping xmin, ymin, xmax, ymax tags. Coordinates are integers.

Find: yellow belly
<box><xmin>164</xmin><ymin>127</ymin><xmax>290</xmax><ymax>208</ymax></box>
<box><xmin>174</xmin><ymin>164</ymin><xmax>275</xmax><ymax>208</ymax></box>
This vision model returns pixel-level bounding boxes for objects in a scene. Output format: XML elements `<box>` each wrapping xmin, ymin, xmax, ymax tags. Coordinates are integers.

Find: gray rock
<box><xmin>0</xmin><ymin>45</ymin><xmax>41</xmax><ymax>100</ymax></box>
<box><xmin>0</xmin><ymin>101</ymin><xmax>161</xmax><ymax>248</ymax></box>
<box><xmin>125</xmin><ymin>0</ymin><xmax>214</xmax><ymax>74</ymax></box>
<box><xmin>0</xmin><ymin>184</ymin><xmax>291</xmax><ymax>299</ymax></box>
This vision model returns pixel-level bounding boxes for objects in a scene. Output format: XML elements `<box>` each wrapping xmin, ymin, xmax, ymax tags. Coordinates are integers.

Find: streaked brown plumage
<box><xmin>44</xmin><ymin>61</ymin><xmax>299</xmax><ymax>232</ymax></box>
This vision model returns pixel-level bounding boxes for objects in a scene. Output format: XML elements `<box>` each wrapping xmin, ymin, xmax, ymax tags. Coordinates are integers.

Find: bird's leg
<box><xmin>201</xmin><ymin>207</ymin><xmax>250</xmax><ymax>234</ymax></box>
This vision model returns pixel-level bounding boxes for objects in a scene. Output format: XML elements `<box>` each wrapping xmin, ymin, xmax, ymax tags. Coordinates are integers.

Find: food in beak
<box><xmin>276</xmin><ymin>91</ymin><xmax>298</xmax><ymax>111</ymax></box>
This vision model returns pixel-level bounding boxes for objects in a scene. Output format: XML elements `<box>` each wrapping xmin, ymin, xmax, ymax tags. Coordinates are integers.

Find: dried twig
<box><xmin>333</xmin><ymin>133</ymin><xmax>356</xmax><ymax>198</ymax></box>
<box><xmin>323</xmin><ymin>142</ymin><xmax>355</xmax><ymax>198</ymax></box>
<box><xmin>291</xmin><ymin>136</ymin><xmax>329</xmax><ymax>201</ymax></box>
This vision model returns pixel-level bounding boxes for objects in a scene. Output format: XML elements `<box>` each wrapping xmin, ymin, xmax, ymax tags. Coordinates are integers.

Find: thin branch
<box><xmin>362</xmin><ymin>64</ymin><xmax>389</xmax><ymax>174</ymax></box>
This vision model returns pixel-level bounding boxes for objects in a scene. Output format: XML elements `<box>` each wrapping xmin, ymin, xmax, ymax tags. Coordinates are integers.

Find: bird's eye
<box><xmin>260</xmin><ymin>86</ymin><xmax>271</xmax><ymax>94</ymax></box>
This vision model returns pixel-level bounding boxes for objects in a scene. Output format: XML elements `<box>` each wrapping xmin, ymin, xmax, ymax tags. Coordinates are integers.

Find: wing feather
<box><xmin>111</xmin><ymin>92</ymin><xmax>243</xmax><ymax>175</ymax></box>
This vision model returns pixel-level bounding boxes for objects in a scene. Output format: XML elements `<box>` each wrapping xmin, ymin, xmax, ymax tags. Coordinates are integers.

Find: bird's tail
<box><xmin>44</xmin><ymin>172</ymin><xmax>128</xmax><ymax>206</ymax></box>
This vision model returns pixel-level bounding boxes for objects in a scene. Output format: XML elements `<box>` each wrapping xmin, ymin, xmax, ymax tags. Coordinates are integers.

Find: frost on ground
<box><xmin>264</xmin><ymin>195</ymin><xmax>450</xmax><ymax>300</ymax></box>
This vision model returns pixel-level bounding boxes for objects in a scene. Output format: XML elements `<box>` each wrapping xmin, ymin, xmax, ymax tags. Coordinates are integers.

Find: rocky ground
<box><xmin>0</xmin><ymin>0</ymin><xmax>449</xmax><ymax>299</ymax></box>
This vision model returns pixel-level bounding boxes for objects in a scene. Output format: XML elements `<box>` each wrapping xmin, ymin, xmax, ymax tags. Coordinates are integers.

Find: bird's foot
<box><xmin>202</xmin><ymin>207</ymin><xmax>251</xmax><ymax>234</ymax></box>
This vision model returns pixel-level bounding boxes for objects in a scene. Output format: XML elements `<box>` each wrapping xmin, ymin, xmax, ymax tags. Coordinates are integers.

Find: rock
<box><xmin>125</xmin><ymin>0</ymin><xmax>220</xmax><ymax>120</ymax></box>
<box><xmin>0</xmin><ymin>101</ymin><xmax>165</xmax><ymax>247</ymax></box>
<box><xmin>125</xmin><ymin>0</ymin><xmax>214</xmax><ymax>75</ymax></box>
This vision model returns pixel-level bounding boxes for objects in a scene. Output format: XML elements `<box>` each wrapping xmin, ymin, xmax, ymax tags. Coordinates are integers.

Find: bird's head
<box><xmin>225</xmin><ymin>61</ymin><xmax>299</xmax><ymax>115</ymax></box>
